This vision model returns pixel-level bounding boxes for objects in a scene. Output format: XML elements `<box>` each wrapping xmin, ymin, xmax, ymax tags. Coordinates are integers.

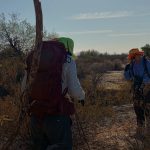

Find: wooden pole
<box><xmin>29</xmin><ymin>0</ymin><xmax>43</xmax><ymax>83</ymax></box>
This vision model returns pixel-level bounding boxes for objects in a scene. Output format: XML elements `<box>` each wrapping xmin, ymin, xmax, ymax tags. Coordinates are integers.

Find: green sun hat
<box><xmin>58</xmin><ymin>37</ymin><xmax>76</xmax><ymax>59</ymax></box>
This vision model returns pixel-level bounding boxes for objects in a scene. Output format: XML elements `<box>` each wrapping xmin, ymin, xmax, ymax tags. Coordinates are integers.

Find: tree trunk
<box><xmin>28</xmin><ymin>0</ymin><xmax>43</xmax><ymax>84</ymax></box>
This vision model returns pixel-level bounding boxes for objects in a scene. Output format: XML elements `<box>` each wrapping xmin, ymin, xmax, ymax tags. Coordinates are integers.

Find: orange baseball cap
<box><xmin>128</xmin><ymin>48</ymin><xmax>144</xmax><ymax>60</ymax></box>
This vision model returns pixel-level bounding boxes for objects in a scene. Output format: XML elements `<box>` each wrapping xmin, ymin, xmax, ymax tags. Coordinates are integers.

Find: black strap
<box><xmin>62</xmin><ymin>87</ymin><xmax>68</xmax><ymax>97</ymax></box>
<box><xmin>130</xmin><ymin>60</ymin><xmax>134</xmax><ymax>77</ymax></box>
<box><xmin>66</xmin><ymin>55</ymin><xmax>71</xmax><ymax>63</ymax></box>
<box><xmin>143</xmin><ymin>56</ymin><xmax>150</xmax><ymax>78</ymax></box>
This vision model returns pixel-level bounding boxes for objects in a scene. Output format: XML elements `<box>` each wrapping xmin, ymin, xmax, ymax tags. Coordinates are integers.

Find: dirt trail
<box><xmin>0</xmin><ymin>103</ymin><xmax>139</xmax><ymax>150</ymax></box>
<box><xmin>75</xmin><ymin>71</ymin><xmax>137</xmax><ymax>150</ymax></box>
<box><xmin>0</xmin><ymin>71</ymin><xmax>141</xmax><ymax>150</ymax></box>
<box><xmin>74</xmin><ymin>104</ymin><xmax>137</xmax><ymax>150</ymax></box>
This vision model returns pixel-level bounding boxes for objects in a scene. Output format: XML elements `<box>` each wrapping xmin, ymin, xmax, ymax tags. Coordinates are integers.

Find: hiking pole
<box><xmin>71</xmin><ymin>97</ymin><xmax>90</xmax><ymax>150</ymax></box>
<box><xmin>74</xmin><ymin>113</ymin><xmax>82</xmax><ymax>150</ymax></box>
<box><xmin>75</xmin><ymin>112</ymin><xmax>91</xmax><ymax>150</ymax></box>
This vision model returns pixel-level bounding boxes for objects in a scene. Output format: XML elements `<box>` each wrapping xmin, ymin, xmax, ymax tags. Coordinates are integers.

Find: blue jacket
<box><xmin>124</xmin><ymin>57</ymin><xmax>150</xmax><ymax>83</ymax></box>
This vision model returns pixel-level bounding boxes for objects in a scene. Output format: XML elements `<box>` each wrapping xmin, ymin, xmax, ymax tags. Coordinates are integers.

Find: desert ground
<box><xmin>1</xmin><ymin>71</ymin><xmax>149</xmax><ymax>150</ymax></box>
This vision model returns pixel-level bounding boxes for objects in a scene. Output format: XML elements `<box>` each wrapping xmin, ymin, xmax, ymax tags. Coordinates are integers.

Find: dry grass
<box><xmin>0</xmin><ymin>54</ymin><xmax>145</xmax><ymax>150</ymax></box>
<box><xmin>126</xmin><ymin>134</ymin><xmax>150</xmax><ymax>150</ymax></box>
<box><xmin>76</xmin><ymin>103</ymin><xmax>115</xmax><ymax>121</ymax></box>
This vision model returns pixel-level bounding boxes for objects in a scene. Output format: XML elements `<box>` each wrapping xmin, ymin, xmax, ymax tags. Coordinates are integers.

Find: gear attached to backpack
<box><xmin>26</xmin><ymin>40</ymin><xmax>75</xmax><ymax>118</ymax></box>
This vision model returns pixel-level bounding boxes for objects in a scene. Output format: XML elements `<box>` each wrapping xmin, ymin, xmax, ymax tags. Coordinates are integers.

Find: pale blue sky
<box><xmin>0</xmin><ymin>0</ymin><xmax>150</xmax><ymax>54</ymax></box>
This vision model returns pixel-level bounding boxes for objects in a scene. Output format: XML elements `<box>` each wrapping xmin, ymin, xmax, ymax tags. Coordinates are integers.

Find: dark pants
<box><xmin>30</xmin><ymin>115</ymin><xmax>72</xmax><ymax>150</ymax></box>
<box><xmin>134</xmin><ymin>90</ymin><xmax>150</xmax><ymax>127</ymax></box>
<box><xmin>134</xmin><ymin>100</ymin><xmax>145</xmax><ymax>126</ymax></box>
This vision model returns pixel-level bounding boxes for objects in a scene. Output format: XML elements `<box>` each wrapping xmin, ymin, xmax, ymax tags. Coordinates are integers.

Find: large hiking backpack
<box><xmin>26</xmin><ymin>40</ymin><xmax>75</xmax><ymax>118</ymax></box>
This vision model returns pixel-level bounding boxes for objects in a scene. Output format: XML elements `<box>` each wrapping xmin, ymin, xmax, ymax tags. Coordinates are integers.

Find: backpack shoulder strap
<box><xmin>143</xmin><ymin>56</ymin><xmax>150</xmax><ymax>78</ymax></box>
<box><xmin>130</xmin><ymin>60</ymin><xmax>135</xmax><ymax>77</ymax></box>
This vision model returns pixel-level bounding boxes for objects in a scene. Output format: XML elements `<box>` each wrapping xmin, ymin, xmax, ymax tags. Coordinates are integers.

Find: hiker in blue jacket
<box><xmin>124</xmin><ymin>48</ymin><xmax>150</xmax><ymax>138</ymax></box>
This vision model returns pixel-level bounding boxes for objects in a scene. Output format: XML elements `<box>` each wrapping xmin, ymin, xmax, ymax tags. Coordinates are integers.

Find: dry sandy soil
<box><xmin>73</xmin><ymin>104</ymin><xmax>137</xmax><ymax>150</ymax></box>
<box><xmin>0</xmin><ymin>103</ymin><xmax>137</xmax><ymax>150</ymax></box>
<box><xmin>0</xmin><ymin>71</ymin><xmax>148</xmax><ymax>150</ymax></box>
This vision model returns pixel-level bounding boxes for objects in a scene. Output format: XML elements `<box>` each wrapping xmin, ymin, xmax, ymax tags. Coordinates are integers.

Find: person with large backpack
<box><xmin>21</xmin><ymin>37</ymin><xmax>85</xmax><ymax>150</ymax></box>
<box><xmin>124</xmin><ymin>48</ymin><xmax>150</xmax><ymax>138</ymax></box>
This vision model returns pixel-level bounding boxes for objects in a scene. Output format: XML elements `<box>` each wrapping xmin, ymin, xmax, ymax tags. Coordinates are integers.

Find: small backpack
<box><xmin>26</xmin><ymin>40</ymin><xmax>75</xmax><ymax>118</ymax></box>
<box><xmin>130</xmin><ymin>56</ymin><xmax>150</xmax><ymax>78</ymax></box>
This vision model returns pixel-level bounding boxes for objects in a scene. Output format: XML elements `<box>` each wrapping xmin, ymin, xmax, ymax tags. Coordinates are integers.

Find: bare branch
<box><xmin>28</xmin><ymin>0</ymin><xmax>43</xmax><ymax>82</ymax></box>
<box><xmin>33</xmin><ymin>0</ymin><xmax>43</xmax><ymax>47</ymax></box>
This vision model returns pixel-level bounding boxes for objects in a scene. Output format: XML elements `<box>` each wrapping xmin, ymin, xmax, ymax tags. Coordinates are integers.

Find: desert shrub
<box><xmin>78</xmin><ymin>50</ymin><xmax>127</xmax><ymax>64</ymax></box>
<box><xmin>0</xmin><ymin>55</ymin><xmax>25</xmax><ymax>105</ymax></box>
<box><xmin>77</xmin><ymin>62</ymin><xmax>106</xmax><ymax>80</ymax></box>
<box><xmin>82</xmin><ymin>74</ymin><xmax>104</xmax><ymax>104</ymax></box>
<box><xmin>89</xmin><ymin>62</ymin><xmax>107</xmax><ymax>73</ymax></box>
<box><xmin>113</xmin><ymin>59</ymin><xmax>123</xmax><ymax>70</ymax></box>
<box><xmin>76</xmin><ymin>102</ymin><xmax>114</xmax><ymax>121</ymax></box>
<box><xmin>77</xmin><ymin>51</ymin><xmax>126</xmax><ymax>78</ymax></box>
<box><xmin>126</xmin><ymin>136</ymin><xmax>150</xmax><ymax>150</ymax></box>
<box><xmin>101</xmin><ymin>84</ymin><xmax>132</xmax><ymax>106</ymax></box>
<box><xmin>80</xmin><ymin>70</ymin><xmax>132</xmax><ymax>106</ymax></box>
<box><xmin>141</xmin><ymin>44</ymin><xmax>150</xmax><ymax>58</ymax></box>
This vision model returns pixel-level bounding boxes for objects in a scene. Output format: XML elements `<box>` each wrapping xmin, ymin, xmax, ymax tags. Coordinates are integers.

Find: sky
<box><xmin>0</xmin><ymin>0</ymin><xmax>150</xmax><ymax>54</ymax></box>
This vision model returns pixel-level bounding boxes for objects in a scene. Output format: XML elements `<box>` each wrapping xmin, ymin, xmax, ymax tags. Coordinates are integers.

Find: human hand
<box><xmin>125</xmin><ymin>64</ymin><xmax>130</xmax><ymax>71</ymax></box>
<box><xmin>78</xmin><ymin>100</ymin><xmax>84</xmax><ymax>106</ymax></box>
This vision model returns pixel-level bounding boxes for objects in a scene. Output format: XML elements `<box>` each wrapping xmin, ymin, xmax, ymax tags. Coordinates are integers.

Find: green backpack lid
<box><xmin>58</xmin><ymin>37</ymin><xmax>76</xmax><ymax>59</ymax></box>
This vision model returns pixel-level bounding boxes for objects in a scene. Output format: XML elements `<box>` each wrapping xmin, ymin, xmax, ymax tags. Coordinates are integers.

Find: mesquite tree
<box><xmin>0</xmin><ymin>13</ymin><xmax>35</xmax><ymax>53</ymax></box>
<box><xmin>1</xmin><ymin>1</ymin><xmax>43</xmax><ymax>150</ymax></box>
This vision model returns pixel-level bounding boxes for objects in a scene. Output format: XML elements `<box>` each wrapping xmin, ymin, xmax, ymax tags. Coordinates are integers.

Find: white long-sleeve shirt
<box><xmin>21</xmin><ymin>56</ymin><xmax>85</xmax><ymax>100</ymax></box>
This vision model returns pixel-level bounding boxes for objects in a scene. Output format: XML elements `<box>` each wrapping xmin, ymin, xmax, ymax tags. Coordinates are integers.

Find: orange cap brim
<box><xmin>128</xmin><ymin>51</ymin><xmax>144</xmax><ymax>60</ymax></box>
